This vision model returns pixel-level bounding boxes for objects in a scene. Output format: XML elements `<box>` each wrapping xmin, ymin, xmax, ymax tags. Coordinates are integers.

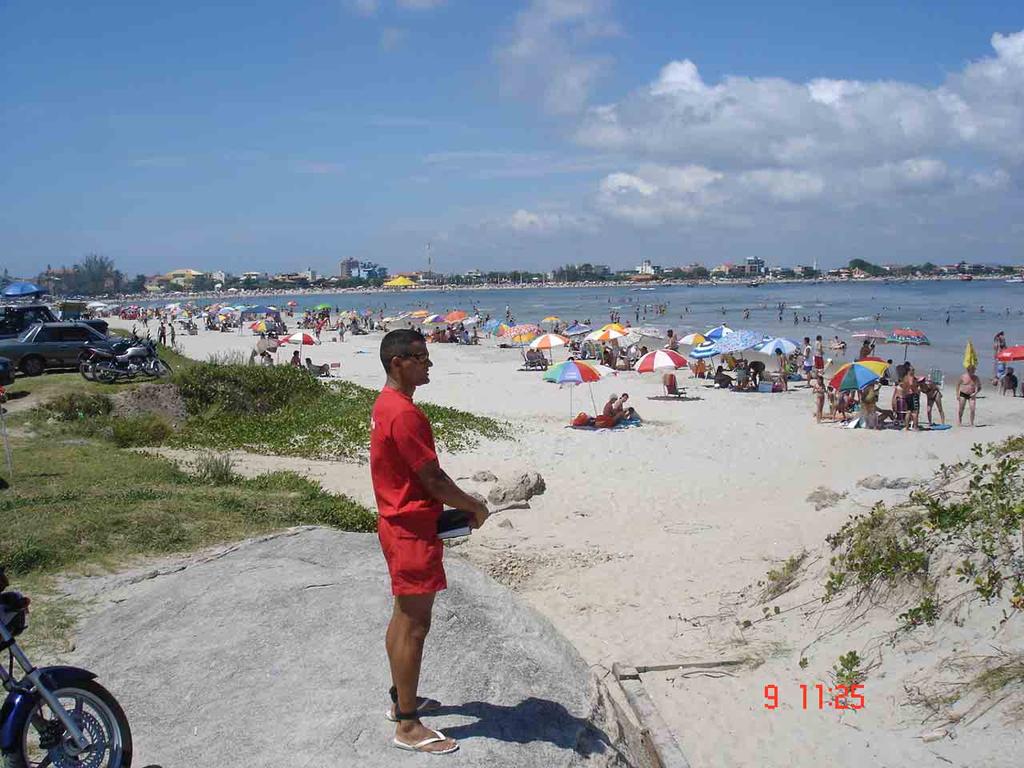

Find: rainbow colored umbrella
<box><xmin>250</xmin><ymin>320</ymin><xmax>270</xmax><ymax>333</ymax></box>
<box><xmin>543</xmin><ymin>360</ymin><xmax>605</xmax><ymax>384</ymax></box>
<box><xmin>829</xmin><ymin>359</ymin><xmax>888</xmax><ymax>391</ymax></box>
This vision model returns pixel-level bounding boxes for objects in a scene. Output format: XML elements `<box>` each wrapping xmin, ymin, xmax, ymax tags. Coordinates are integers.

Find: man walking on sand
<box><xmin>370</xmin><ymin>329</ymin><xmax>489</xmax><ymax>755</ymax></box>
<box><xmin>956</xmin><ymin>365</ymin><xmax>981</xmax><ymax>426</ymax></box>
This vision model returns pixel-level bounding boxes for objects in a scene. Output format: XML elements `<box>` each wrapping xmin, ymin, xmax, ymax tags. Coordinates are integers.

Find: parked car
<box><xmin>0</xmin><ymin>304</ymin><xmax>107</xmax><ymax>340</ymax></box>
<box><xmin>0</xmin><ymin>322</ymin><xmax>113</xmax><ymax>376</ymax></box>
<box><xmin>0</xmin><ymin>356</ymin><xmax>12</xmax><ymax>386</ymax></box>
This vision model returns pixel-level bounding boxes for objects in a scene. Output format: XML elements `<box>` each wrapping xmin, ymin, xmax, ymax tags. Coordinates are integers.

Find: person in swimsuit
<box><xmin>901</xmin><ymin>367</ymin><xmax>921</xmax><ymax>430</ymax></box>
<box><xmin>957</xmin><ymin>365</ymin><xmax>982</xmax><ymax>426</ymax></box>
<box><xmin>814</xmin><ymin>335</ymin><xmax>825</xmax><ymax>373</ymax></box>
<box><xmin>810</xmin><ymin>371</ymin><xmax>826</xmax><ymax>422</ymax></box>
<box><xmin>918</xmin><ymin>377</ymin><xmax>945</xmax><ymax>425</ymax></box>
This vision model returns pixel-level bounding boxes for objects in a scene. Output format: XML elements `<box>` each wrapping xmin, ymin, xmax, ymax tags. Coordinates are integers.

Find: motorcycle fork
<box><xmin>0</xmin><ymin>626</ymin><xmax>88</xmax><ymax>752</ymax></box>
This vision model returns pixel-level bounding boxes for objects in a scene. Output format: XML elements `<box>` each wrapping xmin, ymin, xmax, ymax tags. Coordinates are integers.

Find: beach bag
<box><xmin>572</xmin><ymin>412</ymin><xmax>593</xmax><ymax>427</ymax></box>
<box><xmin>594</xmin><ymin>415</ymin><xmax>615</xmax><ymax>429</ymax></box>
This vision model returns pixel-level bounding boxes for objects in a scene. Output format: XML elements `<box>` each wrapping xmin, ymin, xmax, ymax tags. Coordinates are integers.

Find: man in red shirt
<box><xmin>370</xmin><ymin>329</ymin><xmax>489</xmax><ymax>755</ymax></box>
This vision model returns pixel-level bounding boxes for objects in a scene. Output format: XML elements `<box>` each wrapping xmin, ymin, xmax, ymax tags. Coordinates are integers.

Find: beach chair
<box><xmin>928</xmin><ymin>368</ymin><xmax>943</xmax><ymax>387</ymax></box>
<box><xmin>662</xmin><ymin>373</ymin><xmax>686</xmax><ymax>398</ymax></box>
<box><xmin>521</xmin><ymin>348</ymin><xmax>548</xmax><ymax>370</ymax></box>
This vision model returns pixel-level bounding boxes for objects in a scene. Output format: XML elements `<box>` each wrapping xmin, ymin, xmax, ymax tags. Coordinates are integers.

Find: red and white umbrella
<box><xmin>529</xmin><ymin>333</ymin><xmax>569</xmax><ymax>350</ymax></box>
<box><xmin>280</xmin><ymin>331</ymin><xmax>320</xmax><ymax>345</ymax></box>
<box><xmin>634</xmin><ymin>349</ymin><xmax>688</xmax><ymax>373</ymax></box>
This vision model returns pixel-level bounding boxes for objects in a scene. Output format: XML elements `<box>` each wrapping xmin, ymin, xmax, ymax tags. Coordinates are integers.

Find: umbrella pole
<box><xmin>589</xmin><ymin>384</ymin><xmax>597</xmax><ymax>414</ymax></box>
<box><xmin>569</xmin><ymin>386</ymin><xmax>573</xmax><ymax>423</ymax></box>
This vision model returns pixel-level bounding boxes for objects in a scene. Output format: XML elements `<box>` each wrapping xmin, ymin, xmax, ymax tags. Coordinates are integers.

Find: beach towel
<box><xmin>568</xmin><ymin>416</ymin><xmax>643</xmax><ymax>431</ymax></box>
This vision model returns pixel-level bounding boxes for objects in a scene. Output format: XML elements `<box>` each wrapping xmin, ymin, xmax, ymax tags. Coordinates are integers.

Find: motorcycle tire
<box><xmin>95</xmin><ymin>365</ymin><xmax>119</xmax><ymax>384</ymax></box>
<box><xmin>78</xmin><ymin>360</ymin><xmax>96</xmax><ymax>381</ymax></box>
<box><xmin>151</xmin><ymin>359</ymin><xmax>172</xmax><ymax>378</ymax></box>
<box><xmin>3</xmin><ymin>678</ymin><xmax>133</xmax><ymax>768</ymax></box>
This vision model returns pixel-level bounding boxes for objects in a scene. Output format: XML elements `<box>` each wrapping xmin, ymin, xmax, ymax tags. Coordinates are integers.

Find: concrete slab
<box><xmin>62</xmin><ymin>527</ymin><xmax>628</xmax><ymax>767</ymax></box>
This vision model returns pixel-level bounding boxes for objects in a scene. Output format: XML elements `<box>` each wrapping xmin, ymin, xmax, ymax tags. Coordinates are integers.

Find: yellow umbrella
<box><xmin>541</xmin><ymin>315</ymin><xmax>561</xmax><ymax>324</ymax></box>
<box><xmin>384</xmin><ymin>275</ymin><xmax>416</xmax><ymax>288</ymax></box>
<box><xmin>409</xmin><ymin>309</ymin><xmax>430</xmax><ymax>318</ymax></box>
<box><xmin>964</xmin><ymin>340</ymin><xmax>978</xmax><ymax>369</ymax></box>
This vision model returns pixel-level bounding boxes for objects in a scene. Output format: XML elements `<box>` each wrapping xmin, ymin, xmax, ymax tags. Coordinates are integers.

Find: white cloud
<box><xmin>423</xmin><ymin>149</ymin><xmax>620</xmax><ymax>178</ymax></box>
<box><xmin>397</xmin><ymin>0</ymin><xmax>446</xmax><ymax>8</ymax></box>
<box><xmin>496</xmin><ymin>0</ymin><xmax>620</xmax><ymax>115</ymax></box>
<box><xmin>739</xmin><ymin>169</ymin><xmax>825</xmax><ymax>202</ymax></box>
<box><xmin>596</xmin><ymin>164</ymin><xmax>726</xmax><ymax>224</ymax></box>
<box><xmin>379</xmin><ymin>27</ymin><xmax>407</xmax><ymax>51</ymax></box>
<box><xmin>503</xmin><ymin>208</ymin><xmax>598</xmax><ymax>234</ymax></box>
<box><xmin>345</xmin><ymin>0</ymin><xmax>379</xmax><ymax>17</ymax></box>
<box><xmin>575</xmin><ymin>30</ymin><xmax>1024</xmax><ymax>168</ymax></box>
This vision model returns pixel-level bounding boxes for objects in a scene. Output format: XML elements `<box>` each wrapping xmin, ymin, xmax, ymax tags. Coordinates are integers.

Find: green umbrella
<box><xmin>313</xmin><ymin>303</ymin><xmax>331</xmax><ymax>310</ymax></box>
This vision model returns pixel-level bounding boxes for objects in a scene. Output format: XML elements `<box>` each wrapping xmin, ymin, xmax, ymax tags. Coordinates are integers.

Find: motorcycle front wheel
<box><xmin>150</xmin><ymin>359</ymin><xmax>172</xmax><ymax>378</ymax></box>
<box><xmin>5</xmin><ymin>679</ymin><xmax>133</xmax><ymax>768</ymax></box>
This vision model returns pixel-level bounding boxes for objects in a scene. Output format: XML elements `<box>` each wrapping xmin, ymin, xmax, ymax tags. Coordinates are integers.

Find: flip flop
<box><xmin>384</xmin><ymin>696</ymin><xmax>441</xmax><ymax>722</ymax></box>
<box><xmin>392</xmin><ymin>729</ymin><xmax>458</xmax><ymax>755</ymax></box>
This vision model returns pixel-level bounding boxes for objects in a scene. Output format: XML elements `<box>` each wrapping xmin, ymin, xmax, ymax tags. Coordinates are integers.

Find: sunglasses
<box><xmin>400</xmin><ymin>352</ymin><xmax>431</xmax><ymax>363</ymax></box>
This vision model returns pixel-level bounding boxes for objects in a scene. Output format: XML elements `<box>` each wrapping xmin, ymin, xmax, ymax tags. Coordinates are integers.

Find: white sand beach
<box><xmin>115</xmin><ymin>318</ymin><xmax>1024</xmax><ymax>767</ymax></box>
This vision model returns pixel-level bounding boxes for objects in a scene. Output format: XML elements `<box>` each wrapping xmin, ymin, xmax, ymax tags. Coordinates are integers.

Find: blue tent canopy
<box><xmin>2</xmin><ymin>282</ymin><xmax>44</xmax><ymax>298</ymax></box>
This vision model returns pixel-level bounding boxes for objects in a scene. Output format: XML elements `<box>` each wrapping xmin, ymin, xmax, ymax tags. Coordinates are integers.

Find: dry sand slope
<box><xmin>116</xmin><ymin>318</ymin><xmax>1024</xmax><ymax>766</ymax></box>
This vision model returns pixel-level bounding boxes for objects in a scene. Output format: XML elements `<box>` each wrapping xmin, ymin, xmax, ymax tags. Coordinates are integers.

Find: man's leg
<box><xmin>386</xmin><ymin>593</ymin><xmax>455</xmax><ymax>752</ymax></box>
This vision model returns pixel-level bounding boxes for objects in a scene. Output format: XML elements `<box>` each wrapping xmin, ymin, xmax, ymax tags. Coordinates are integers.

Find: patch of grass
<box><xmin>832</xmin><ymin>651</ymin><xmax>867</xmax><ymax>687</ymax></box>
<box><xmin>760</xmin><ymin>551</ymin><xmax>807</xmax><ymax>602</ymax></box>
<box><xmin>172</xmin><ymin>367</ymin><xmax>509</xmax><ymax>460</ymax></box>
<box><xmin>0</xmin><ymin>436</ymin><xmax>375</xmax><ymax>580</ymax></box>
<box><xmin>109</xmin><ymin>413</ymin><xmax>173</xmax><ymax>447</ymax></box>
<box><xmin>191</xmin><ymin>452</ymin><xmax>237</xmax><ymax>485</ymax></box>
<box><xmin>973</xmin><ymin>657</ymin><xmax>1024</xmax><ymax>695</ymax></box>
<box><xmin>899</xmin><ymin>596</ymin><xmax>941</xmax><ymax>629</ymax></box>
<box><xmin>38</xmin><ymin>392</ymin><xmax>112</xmax><ymax>421</ymax></box>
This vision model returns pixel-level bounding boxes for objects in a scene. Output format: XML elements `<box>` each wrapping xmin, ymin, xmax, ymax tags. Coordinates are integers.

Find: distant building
<box><xmin>339</xmin><ymin>258</ymin><xmax>360</xmax><ymax>278</ymax></box>
<box><xmin>210</xmin><ymin>270</ymin><xmax>226</xmax><ymax>284</ymax></box>
<box><xmin>744</xmin><ymin>256</ymin><xmax>765</xmax><ymax>276</ymax></box>
<box><xmin>636</xmin><ymin>259</ymin><xmax>662</xmax><ymax>275</ymax></box>
<box><xmin>164</xmin><ymin>268</ymin><xmax>205</xmax><ymax>287</ymax></box>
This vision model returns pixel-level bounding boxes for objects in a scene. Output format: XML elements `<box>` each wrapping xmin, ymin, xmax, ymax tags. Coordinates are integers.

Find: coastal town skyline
<box><xmin>4</xmin><ymin>3</ymin><xmax>1024</xmax><ymax>278</ymax></box>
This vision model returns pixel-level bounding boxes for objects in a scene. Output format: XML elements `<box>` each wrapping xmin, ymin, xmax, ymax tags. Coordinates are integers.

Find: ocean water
<box><xmin>152</xmin><ymin>281</ymin><xmax>1024</xmax><ymax>379</ymax></box>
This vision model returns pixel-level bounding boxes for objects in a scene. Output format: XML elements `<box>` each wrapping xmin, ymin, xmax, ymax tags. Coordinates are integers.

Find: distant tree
<box><xmin>125</xmin><ymin>273</ymin><xmax>147</xmax><ymax>294</ymax></box>
<box><xmin>848</xmin><ymin>258</ymin><xmax>885</xmax><ymax>277</ymax></box>
<box><xmin>690</xmin><ymin>266</ymin><xmax>710</xmax><ymax>279</ymax></box>
<box><xmin>191</xmin><ymin>274</ymin><xmax>216</xmax><ymax>292</ymax></box>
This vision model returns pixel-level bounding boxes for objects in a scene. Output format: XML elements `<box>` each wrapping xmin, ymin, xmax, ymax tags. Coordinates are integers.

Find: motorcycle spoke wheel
<box><xmin>14</xmin><ymin>682</ymin><xmax>132</xmax><ymax>768</ymax></box>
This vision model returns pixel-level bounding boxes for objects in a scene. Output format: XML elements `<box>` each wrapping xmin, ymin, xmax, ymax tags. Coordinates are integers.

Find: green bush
<box><xmin>173</xmin><ymin>362</ymin><xmax>323</xmax><ymax>416</ymax></box>
<box><xmin>192</xmin><ymin>452</ymin><xmax>237</xmax><ymax>485</ymax></box>
<box><xmin>41</xmin><ymin>392</ymin><xmax>112</xmax><ymax>421</ymax></box>
<box><xmin>110</xmin><ymin>414</ymin><xmax>173</xmax><ymax>447</ymax></box>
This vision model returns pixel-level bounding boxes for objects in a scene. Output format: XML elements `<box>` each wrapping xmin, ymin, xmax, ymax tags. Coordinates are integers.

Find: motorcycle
<box><xmin>79</xmin><ymin>333</ymin><xmax>172</xmax><ymax>384</ymax></box>
<box><xmin>0</xmin><ymin>568</ymin><xmax>133</xmax><ymax>767</ymax></box>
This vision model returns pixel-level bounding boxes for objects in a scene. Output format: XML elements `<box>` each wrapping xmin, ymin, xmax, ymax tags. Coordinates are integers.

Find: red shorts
<box><xmin>378</xmin><ymin>514</ymin><xmax>446</xmax><ymax>596</ymax></box>
<box><xmin>814</xmin><ymin>355</ymin><xmax>824</xmax><ymax>370</ymax></box>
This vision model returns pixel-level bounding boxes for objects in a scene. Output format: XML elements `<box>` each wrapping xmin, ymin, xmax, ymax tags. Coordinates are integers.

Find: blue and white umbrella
<box><xmin>712</xmin><ymin>330</ymin><xmax>764</xmax><ymax>355</ymax></box>
<box><xmin>2</xmin><ymin>282</ymin><xmax>43</xmax><ymax>298</ymax></box>
<box><xmin>755</xmin><ymin>337</ymin><xmax>799</xmax><ymax>356</ymax></box>
<box><xmin>564</xmin><ymin>323</ymin><xmax>591</xmax><ymax>336</ymax></box>
<box><xmin>689</xmin><ymin>340</ymin><xmax>719</xmax><ymax>359</ymax></box>
<box><xmin>704</xmin><ymin>324</ymin><xmax>734</xmax><ymax>340</ymax></box>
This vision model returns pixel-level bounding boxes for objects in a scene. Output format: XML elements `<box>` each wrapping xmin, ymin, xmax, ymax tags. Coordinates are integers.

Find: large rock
<box><xmin>472</xmin><ymin>470</ymin><xmax>498</xmax><ymax>483</ymax></box>
<box><xmin>60</xmin><ymin>527</ymin><xmax>623</xmax><ymax>768</ymax></box>
<box><xmin>857</xmin><ymin>474</ymin><xmax>917</xmax><ymax>490</ymax></box>
<box><xmin>806</xmin><ymin>486</ymin><xmax>846</xmax><ymax>511</ymax></box>
<box><xmin>488</xmin><ymin>472</ymin><xmax>546</xmax><ymax>506</ymax></box>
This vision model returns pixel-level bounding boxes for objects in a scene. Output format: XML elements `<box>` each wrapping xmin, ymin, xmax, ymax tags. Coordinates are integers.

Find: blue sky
<box><xmin>3</xmin><ymin>1</ymin><xmax>1024</xmax><ymax>278</ymax></box>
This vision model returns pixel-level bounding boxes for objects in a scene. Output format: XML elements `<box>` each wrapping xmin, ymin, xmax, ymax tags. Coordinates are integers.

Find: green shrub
<box><xmin>192</xmin><ymin>452</ymin><xmax>237</xmax><ymax>485</ymax></box>
<box><xmin>173</xmin><ymin>362</ymin><xmax>323</xmax><ymax>416</ymax></box>
<box><xmin>41</xmin><ymin>392</ymin><xmax>112</xmax><ymax>421</ymax></box>
<box><xmin>110</xmin><ymin>414</ymin><xmax>173</xmax><ymax>447</ymax></box>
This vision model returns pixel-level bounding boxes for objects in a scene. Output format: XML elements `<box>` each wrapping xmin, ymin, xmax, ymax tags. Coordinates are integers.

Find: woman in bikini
<box><xmin>957</xmin><ymin>365</ymin><xmax>981</xmax><ymax>426</ymax></box>
<box><xmin>810</xmin><ymin>371</ymin><xmax>826</xmax><ymax>422</ymax></box>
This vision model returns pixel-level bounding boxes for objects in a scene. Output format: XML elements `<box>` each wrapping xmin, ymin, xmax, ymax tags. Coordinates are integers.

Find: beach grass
<box><xmin>170</xmin><ymin>362</ymin><xmax>510</xmax><ymax>460</ymax></box>
<box><xmin>0</xmin><ymin>436</ymin><xmax>375</xmax><ymax>581</ymax></box>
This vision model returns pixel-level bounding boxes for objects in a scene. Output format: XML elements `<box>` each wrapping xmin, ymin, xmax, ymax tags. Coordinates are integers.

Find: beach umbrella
<box><xmin>280</xmin><ymin>331</ymin><xmax>320</xmax><ymax>346</ymax></box>
<box><xmin>851</xmin><ymin>329</ymin><xmax>889</xmax><ymax>339</ymax></box>
<box><xmin>884</xmin><ymin>328</ymin><xmax>930</xmax><ymax>360</ymax></box>
<box><xmin>713</xmin><ymin>330</ymin><xmax>764</xmax><ymax>355</ymax></box>
<box><xmin>636</xmin><ymin>326</ymin><xmax>665</xmax><ymax>339</ymax></box>
<box><xmin>601</xmin><ymin>323</ymin><xmax>629</xmax><ymax>334</ymax></box>
<box><xmin>543</xmin><ymin>360</ymin><xmax>607</xmax><ymax>421</ymax></box>
<box><xmin>689</xmin><ymin>340</ymin><xmax>719</xmax><ymax>360</ymax></box>
<box><xmin>585</xmin><ymin>327</ymin><xmax>627</xmax><ymax>343</ymax></box>
<box><xmin>423</xmin><ymin>314</ymin><xmax>447</xmax><ymax>324</ymax></box>
<box><xmin>755</xmin><ymin>337</ymin><xmax>798</xmax><ymax>356</ymax></box>
<box><xmin>445</xmin><ymin>310</ymin><xmax>468</xmax><ymax>323</ymax></box>
<box><xmin>313</xmin><ymin>303</ymin><xmax>332</xmax><ymax>311</ymax></box>
<box><xmin>86</xmin><ymin>301</ymin><xmax>108</xmax><ymax>309</ymax></box>
<box><xmin>704</xmin><ymin>325</ymin><xmax>734</xmax><ymax>340</ymax></box>
<box><xmin>463</xmin><ymin>315</ymin><xmax>481</xmax><ymax>326</ymax></box>
<box><xmin>384</xmin><ymin>275</ymin><xmax>416</xmax><ymax>288</ymax></box>
<box><xmin>679</xmin><ymin>332</ymin><xmax>706</xmax><ymax>346</ymax></box>
<box><xmin>564</xmin><ymin>323</ymin><xmax>591</xmax><ymax>336</ymax></box>
<box><xmin>2</xmin><ymin>282</ymin><xmax>43</xmax><ymax>298</ymax></box>
<box><xmin>995</xmin><ymin>345</ymin><xmax>1024</xmax><ymax>363</ymax></box>
<box><xmin>829</xmin><ymin>360</ymin><xmax>888</xmax><ymax>392</ymax></box>
<box><xmin>965</xmin><ymin>340</ymin><xmax>980</xmax><ymax>368</ymax></box>
<box><xmin>250</xmin><ymin>320</ymin><xmax>270</xmax><ymax>333</ymax></box>
<box><xmin>543</xmin><ymin>360</ymin><xmax>606</xmax><ymax>384</ymax></box>
<box><xmin>634</xmin><ymin>349</ymin><xmax>688</xmax><ymax>373</ymax></box>
<box><xmin>541</xmin><ymin>315</ymin><xmax>561</xmax><ymax>324</ymax></box>
<box><xmin>529</xmin><ymin>333</ymin><xmax>569</xmax><ymax>350</ymax></box>
<box><xmin>501</xmin><ymin>323</ymin><xmax>542</xmax><ymax>344</ymax></box>
<box><xmin>409</xmin><ymin>309</ymin><xmax>430</xmax><ymax>318</ymax></box>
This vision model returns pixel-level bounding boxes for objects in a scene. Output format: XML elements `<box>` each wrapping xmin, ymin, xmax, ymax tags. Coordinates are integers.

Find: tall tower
<box><xmin>426</xmin><ymin>241</ymin><xmax>432</xmax><ymax>278</ymax></box>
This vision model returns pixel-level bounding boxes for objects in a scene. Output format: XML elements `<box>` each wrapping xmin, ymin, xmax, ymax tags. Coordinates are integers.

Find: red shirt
<box><xmin>370</xmin><ymin>387</ymin><xmax>442</xmax><ymax>523</ymax></box>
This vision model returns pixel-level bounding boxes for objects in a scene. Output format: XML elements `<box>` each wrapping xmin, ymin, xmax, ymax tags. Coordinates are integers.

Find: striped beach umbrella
<box><xmin>679</xmin><ymin>332</ymin><xmax>706</xmax><ymax>346</ymax></box>
<box><xmin>250</xmin><ymin>320</ymin><xmax>270</xmax><ymax>333</ymax></box>
<box><xmin>543</xmin><ymin>360</ymin><xmax>606</xmax><ymax>384</ymax></box>
<box><xmin>829</xmin><ymin>360</ymin><xmax>888</xmax><ymax>391</ymax></box>
<box><xmin>280</xmin><ymin>331</ymin><xmax>320</xmax><ymax>346</ymax></box>
<box><xmin>585</xmin><ymin>327</ymin><xmax>627</xmax><ymax>343</ymax></box>
<box><xmin>634</xmin><ymin>349</ymin><xmax>688</xmax><ymax>373</ymax></box>
<box><xmin>529</xmin><ymin>333</ymin><xmax>569</xmax><ymax>350</ymax></box>
<box><xmin>689</xmin><ymin>340</ymin><xmax>719</xmax><ymax>359</ymax></box>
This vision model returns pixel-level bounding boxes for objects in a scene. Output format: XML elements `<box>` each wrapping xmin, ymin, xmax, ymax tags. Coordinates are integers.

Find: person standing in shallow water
<box><xmin>370</xmin><ymin>329</ymin><xmax>489</xmax><ymax>755</ymax></box>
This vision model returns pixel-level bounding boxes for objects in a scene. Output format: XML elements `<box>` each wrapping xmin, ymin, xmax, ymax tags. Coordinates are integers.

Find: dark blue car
<box><xmin>0</xmin><ymin>357</ymin><xmax>11</xmax><ymax>386</ymax></box>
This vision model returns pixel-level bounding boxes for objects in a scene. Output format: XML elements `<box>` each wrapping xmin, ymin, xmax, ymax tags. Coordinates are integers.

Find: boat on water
<box><xmin>748</xmin><ymin>281</ymin><xmax>762</xmax><ymax>287</ymax></box>
<box><xmin>959</xmin><ymin>274</ymin><xmax>974</xmax><ymax>281</ymax></box>
<box><xmin>1007</xmin><ymin>276</ymin><xmax>1024</xmax><ymax>284</ymax></box>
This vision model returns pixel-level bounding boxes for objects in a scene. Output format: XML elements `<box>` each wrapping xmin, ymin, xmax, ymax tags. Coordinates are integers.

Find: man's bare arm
<box><xmin>416</xmin><ymin>460</ymin><xmax>489</xmax><ymax>527</ymax></box>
